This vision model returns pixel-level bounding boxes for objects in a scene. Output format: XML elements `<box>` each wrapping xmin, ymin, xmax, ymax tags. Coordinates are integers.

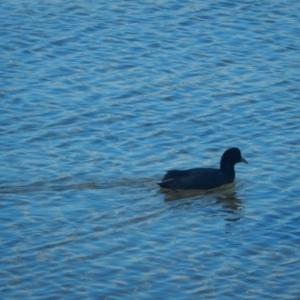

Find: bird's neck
<box><xmin>220</xmin><ymin>162</ymin><xmax>235</xmax><ymax>173</ymax></box>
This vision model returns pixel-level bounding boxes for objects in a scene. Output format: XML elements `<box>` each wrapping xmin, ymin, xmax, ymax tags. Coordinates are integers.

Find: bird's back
<box><xmin>158</xmin><ymin>168</ymin><xmax>235</xmax><ymax>190</ymax></box>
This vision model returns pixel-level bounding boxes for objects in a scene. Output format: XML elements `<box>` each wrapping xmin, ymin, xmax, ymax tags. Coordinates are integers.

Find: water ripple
<box><xmin>1</xmin><ymin>0</ymin><xmax>300</xmax><ymax>299</ymax></box>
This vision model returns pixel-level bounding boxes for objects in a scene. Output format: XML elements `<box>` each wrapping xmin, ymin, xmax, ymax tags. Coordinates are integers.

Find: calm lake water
<box><xmin>1</xmin><ymin>0</ymin><xmax>300</xmax><ymax>299</ymax></box>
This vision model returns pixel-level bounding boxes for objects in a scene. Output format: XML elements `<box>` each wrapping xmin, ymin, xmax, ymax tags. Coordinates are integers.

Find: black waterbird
<box><xmin>158</xmin><ymin>147</ymin><xmax>248</xmax><ymax>190</ymax></box>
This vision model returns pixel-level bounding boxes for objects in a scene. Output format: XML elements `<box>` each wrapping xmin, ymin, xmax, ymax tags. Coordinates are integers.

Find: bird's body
<box><xmin>158</xmin><ymin>147</ymin><xmax>247</xmax><ymax>190</ymax></box>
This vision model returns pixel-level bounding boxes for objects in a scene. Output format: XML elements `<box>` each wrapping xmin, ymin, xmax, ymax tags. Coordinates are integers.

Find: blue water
<box><xmin>1</xmin><ymin>0</ymin><xmax>300</xmax><ymax>299</ymax></box>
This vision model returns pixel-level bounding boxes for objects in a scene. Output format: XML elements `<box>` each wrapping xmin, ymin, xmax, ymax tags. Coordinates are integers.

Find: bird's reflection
<box><xmin>213</xmin><ymin>194</ymin><xmax>244</xmax><ymax>222</ymax></box>
<box><xmin>160</xmin><ymin>183</ymin><xmax>244</xmax><ymax>222</ymax></box>
<box><xmin>160</xmin><ymin>183</ymin><xmax>235</xmax><ymax>201</ymax></box>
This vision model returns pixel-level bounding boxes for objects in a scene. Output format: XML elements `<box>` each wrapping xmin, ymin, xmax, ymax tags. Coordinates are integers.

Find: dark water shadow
<box><xmin>0</xmin><ymin>177</ymin><xmax>156</xmax><ymax>195</ymax></box>
<box><xmin>0</xmin><ymin>180</ymin><xmax>101</xmax><ymax>194</ymax></box>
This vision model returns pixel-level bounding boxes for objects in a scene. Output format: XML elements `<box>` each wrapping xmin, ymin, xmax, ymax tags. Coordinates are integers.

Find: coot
<box><xmin>158</xmin><ymin>147</ymin><xmax>247</xmax><ymax>190</ymax></box>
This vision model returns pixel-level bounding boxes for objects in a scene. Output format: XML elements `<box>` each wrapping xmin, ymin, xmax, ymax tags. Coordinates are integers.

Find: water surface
<box><xmin>1</xmin><ymin>0</ymin><xmax>300</xmax><ymax>299</ymax></box>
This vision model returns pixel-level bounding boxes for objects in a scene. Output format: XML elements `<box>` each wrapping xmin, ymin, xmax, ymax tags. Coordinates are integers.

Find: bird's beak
<box><xmin>241</xmin><ymin>157</ymin><xmax>248</xmax><ymax>164</ymax></box>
